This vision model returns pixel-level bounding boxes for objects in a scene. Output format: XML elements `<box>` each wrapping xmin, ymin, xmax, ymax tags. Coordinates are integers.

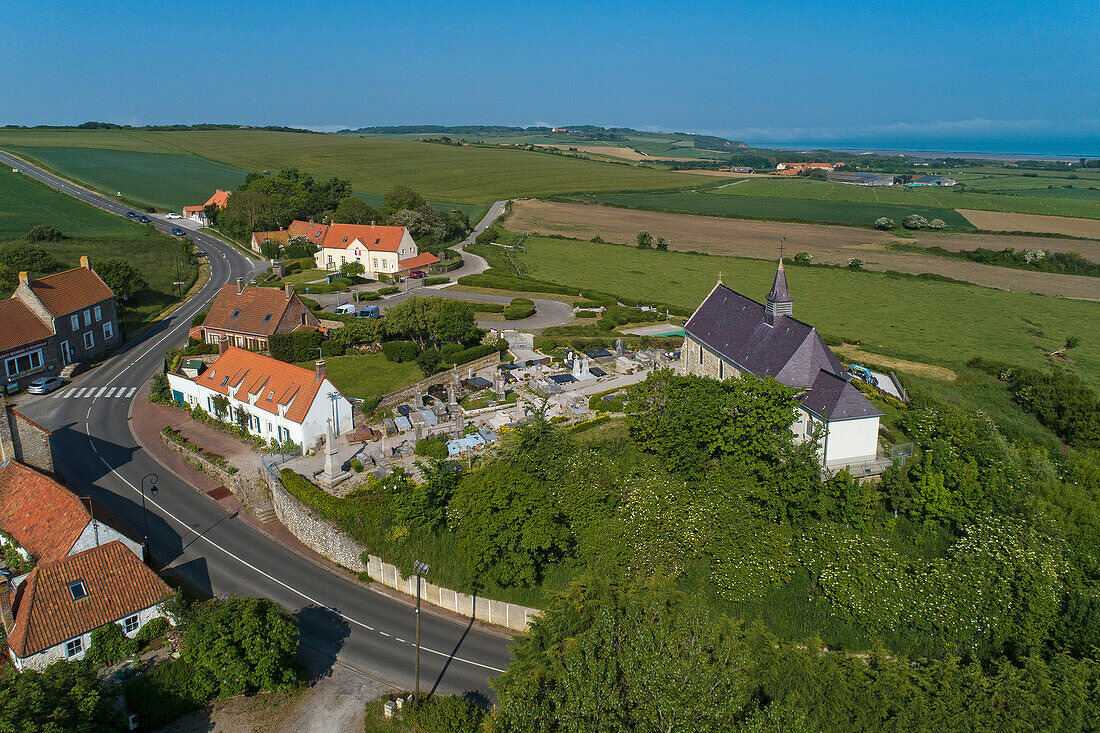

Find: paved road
<box><xmin>1</xmin><ymin>150</ymin><xmax>513</xmax><ymax>695</ymax></box>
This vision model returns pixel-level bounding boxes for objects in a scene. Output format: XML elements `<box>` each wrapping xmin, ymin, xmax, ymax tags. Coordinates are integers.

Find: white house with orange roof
<box><xmin>183</xmin><ymin>189</ymin><xmax>231</xmax><ymax>227</ymax></box>
<box><xmin>166</xmin><ymin>345</ymin><xmax>352</xmax><ymax>452</ymax></box>
<box><xmin>305</xmin><ymin>221</ymin><xmax>439</xmax><ymax>277</ymax></box>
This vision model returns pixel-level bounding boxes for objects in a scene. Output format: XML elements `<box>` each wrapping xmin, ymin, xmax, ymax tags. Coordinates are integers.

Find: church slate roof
<box><xmin>800</xmin><ymin>369</ymin><xmax>883</xmax><ymax>420</ymax></box>
<box><xmin>766</xmin><ymin>260</ymin><xmax>792</xmax><ymax>304</ymax></box>
<box><xmin>684</xmin><ymin>282</ymin><xmax>845</xmax><ymax>388</ymax></box>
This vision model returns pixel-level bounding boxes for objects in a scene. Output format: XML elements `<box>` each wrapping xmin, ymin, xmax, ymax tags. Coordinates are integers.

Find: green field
<box><xmin>710</xmin><ymin>176</ymin><xmax>1100</xmax><ymax>220</ymax></box>
<box><xmin>0</xmin><ymin>169</ymin><xmax>198</xmax><ymax>336</ymax></box>
<box><xmin>500</xmin><ymin>235</ymin><xmax>1100</xmax><ymax>388</ymax></box>
<box><xmin>296</xmin><ymin>354</ymin><xmax>421</xmax><ymax>401</ymax></box>
<box><xmin>583</xmin><ymin>190</ymin><xmax>975</xmax><ymax>229</ymax></box>
<box><xmin>4</xmin><ymin>146</ymin><xmax>247</xmax><ymax>211</ymax></box>
<box><xmin>0</xmin><ymin>129</ymin><xmax>711</xmax><ymax>204</ymax></box>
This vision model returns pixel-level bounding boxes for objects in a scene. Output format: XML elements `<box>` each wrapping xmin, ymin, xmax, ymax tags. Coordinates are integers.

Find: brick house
<box><xmin>200</xmin><ymin>279</ymin><xmax>320</xmax><ymax>351</ymax></box>
<box><xmin>1</xmin><ymin>541</ymin><xmax>170</xmax><ymax>671</ymax></box>
<box><xmin>1</xmin><ymin>257</ymin><xmax>122</xmax><ymax>390</ymax></box>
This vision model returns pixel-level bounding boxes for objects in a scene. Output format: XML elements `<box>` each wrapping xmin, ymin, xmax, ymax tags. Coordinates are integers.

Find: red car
<box><xmin>409</xmin><ymin>271</ymin><xmax>426</xmax><ymax>279</ymax></box>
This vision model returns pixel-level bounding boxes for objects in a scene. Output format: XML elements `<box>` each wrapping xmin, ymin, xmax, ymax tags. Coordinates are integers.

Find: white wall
<box><xmin>12</xmin><ymin>605</ymin><xmax>165</xmax><ymax>672</ymax></box>
<box><xmin>313</xmin><ymin>230</ymin><xmax>418</xmax><ymax>276</ymax></box>
<box><xmin>823</xmin><ymin>416</ymin><xmax>880</xmax><ymax>467</ymax></box>
<box><xmin>69</xmin><ymin>522</ymin><xmax>143</xmax><ymax>559</ymax></box>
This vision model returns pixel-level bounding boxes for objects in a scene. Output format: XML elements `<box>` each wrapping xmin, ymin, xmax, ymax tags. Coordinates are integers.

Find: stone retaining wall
<box><xmin>375</xmin><ymin>351</ymin><xmax>502</xmax><ymax>413</ymax></box>
<box><xmin>263</xmin><ymin>462</ymin><xmax>538</xmax><ymax>631</ymax></box>
<box><xmin>161</xmin><ymin>432</ymin><xmax>251</xmax><ymax>499</ymax></box>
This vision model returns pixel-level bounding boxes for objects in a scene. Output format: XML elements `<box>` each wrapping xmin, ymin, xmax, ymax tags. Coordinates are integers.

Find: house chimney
<box><xmin>371</xmin><ymin>220</ymin><xmax>375</xmax><ymax>227</ymax></box>
<box><xmin>236</xmin><ymin>277</ymin><xmax>244</xmax><ymax>294</ymax></box>
<box><xmin>218</xmin><ymin>336</ymin><xmax>229</xmax><ymax>355</ymax></box>
<box><xmin>80</xmin><ymin>255</ymin><xmax>90</xmax><ymax>270</ymax></box>
<box><xmin>285</xmin><ymin>283</ymin><xmax>293</xmax><ymax>300</ymax></box>
<box><xmin>17</xmin><ymin>271</ymin><xmax>28</xmax><ymax>285</ymax></box>
<box><xmin>0</xmin><ymin>577</ymin><xmax>15</xmax><ymax>636</ymax></box>
<box><xmin>315</xmin><ymin>360</ymin><xmax>325</xmax><ymax>381</ymax></box>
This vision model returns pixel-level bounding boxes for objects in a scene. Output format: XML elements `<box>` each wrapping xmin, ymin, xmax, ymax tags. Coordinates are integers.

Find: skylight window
<box><xmin>68</xmin><ymin>580</ymin><xmax>88</xmax><ymax>601</ymax></box>
<box><xmin>263</xmin><ymin>313</ymin><xmax>272</xmax><ymax>322</ymax></box>
<box><xmin>343</xmin><ymin>236</ymin><xmax>348</xmax><ymax>243</ymax></box>
<box><xmin>222</xmin><ymin>376</ymin><xmax>229</xmax><ymax>386</ymax></box>
<box><xmin>267</xmin><ymin>391</ymin><xmax>274</xmax><ymax>400</ymax></box>
<box><xmin>231</xmin><ymin>309</ymin><xmax>241</xmax><ymax>318</ymax></box>
<box><xmin>375</xmin><ymin>238</ymin><xmax>380</xmax><ymax>244</ymax></box>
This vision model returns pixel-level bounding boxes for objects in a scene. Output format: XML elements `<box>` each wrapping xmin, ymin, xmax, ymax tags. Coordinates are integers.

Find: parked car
<box><xmin>408</xmin><ymin>270</ymin><xmax>425</xmax><ymax>279</ymax></box>
<box><xmin>165</xmin><ymin>212</ymin><xmax>182</xmax><ymax>219</ymax></box>
<box><xmin>170</xmin><ymin>227</ymin><xmax>185</xmax><ymax>236</ymax></box>
<box><xmin>334</xmin><ymin>304</ymin><xmax>357</xmax><ymax>315</ymax></box>
<box><xmin>358</xmin><ymin>305</ymin><xmax>381</xmax><ymax>319</ymax></box>
<box><xmin>848</xmin><ymin>364</ymin><xmax>878</xmax><ymax>386</ymax></box>
<box><xmin>26</xmin><ymin>376</ymin><xmax>64</xmax><ymax>395</ymax></box>
<box><xmin>126</xmin><ymin>211</ymin><xmax>138</xmax><ymax>218</ymax></box>
<box><xmin>137</xmin><ymin>215</ymin><xmax>151</xmax><ymax>224</ymax></box>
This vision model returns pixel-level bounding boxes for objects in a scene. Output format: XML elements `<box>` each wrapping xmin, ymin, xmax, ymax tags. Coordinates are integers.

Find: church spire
<box><xmin>765</xmin><ymin>258</ymin><xmax>793</xmax><ymax>318</ymax></box>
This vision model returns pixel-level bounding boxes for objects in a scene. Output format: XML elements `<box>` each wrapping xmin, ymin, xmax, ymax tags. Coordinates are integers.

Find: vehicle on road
<box><xmin>409</xmin><ymin>270</ymin><xmax>426</xmax><ymax>279</ymax></box>
<box><xmin>165</xmin><ymin>212</ymin><xmax>182</xmax><ymax>219</ymax></box>
<box><xmin>170</xmin><ymin>227</ymin><xmax>185</xmax><ymax>236</ymax></box>
<box><xmin>137</xmin><ymin>215</ymin><xmax>151</xmax><ymax>223</ymax></box>
<box><xmin>334</xmin><ymin>304</ymin><xmax>357</xmax><ymax>315</ymax></box>
<box><xmin>358</xmin><ymin>305</ymin><xmax>381</xmax><ymax>319</ymax></box>
<box><xmin>848</xmin><ymin>364</ymin><xmax>878</xmax><ymax>386</ymax></box>
<box><xmin>126</xmin><ymin>211</ymin><xmax>138</xmax><ymax>218</ymax></box>
<box><xmin>26</xmin><ymin>376</ymin><xmax>64</xmax><ymax>395</ymax></box>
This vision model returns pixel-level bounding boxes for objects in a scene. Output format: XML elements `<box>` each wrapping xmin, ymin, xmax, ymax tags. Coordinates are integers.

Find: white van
<box><xmin>334</xmin><ymin>304</ymin><xmax>357</xmax><ymax>315</ymax></box>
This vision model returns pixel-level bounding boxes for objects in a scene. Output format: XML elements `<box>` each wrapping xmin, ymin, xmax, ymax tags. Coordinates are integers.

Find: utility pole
<box><xmin>413</xmin><ymin>560</ymin><xmax>429</xmax><ymax>703</ymax></box>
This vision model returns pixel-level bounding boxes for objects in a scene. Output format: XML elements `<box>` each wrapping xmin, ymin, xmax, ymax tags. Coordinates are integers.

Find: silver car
<box><xmin>26</xmin><ymin>376</ymin><xmax>64</xmax><ymax>394</ymax></box>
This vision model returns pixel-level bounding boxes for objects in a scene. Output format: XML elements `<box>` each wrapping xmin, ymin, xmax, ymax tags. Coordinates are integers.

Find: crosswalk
<box><xmin>56</xmin><ymin>386</ymin><xmax>138</xmax><ymax>400</ymax></box>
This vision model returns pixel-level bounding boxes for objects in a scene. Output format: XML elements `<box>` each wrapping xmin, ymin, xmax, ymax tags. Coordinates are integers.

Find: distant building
<box><xmin>827</xmin><ymin>172</ymin><xmax>897</xmax><ymax>186</ymax></box>
<box><xmin>907</xmin><ymin>175</ymin><xmax>957</xmax><ymax>187</ymax></box>
<box><xmin>680</xmin><ymin>262</ymin><xmax>885</xmax><ymax>474</ymax></box>
<box><xmin>776</xmin><ymin>162</ymin><xmax>840</xmax><ymax>172</ymax></box>
<box><xmin>250</xmin><ymin>229</ymin><xmax>289</xmax><ymax>254</ymax></box>
<box><xmin>183</xmin><ymin>189</ymin><xmax>231</xmax><ymax>226</ymax></box>
<box><xmin>719</xmin><ymin>166</ymin><xmax>755</xmax><ymax>173</ymax></box>
<box><xmin>166</xmin><ymin>346</ymin><xmax>353</xmax><ymax>450</ymax></box>
<box><xmin>308</xmin><ymin>221</ymin><xmax>439</xmax><ymax>278</ymax></box>
<box><xmin>200</xmin><ymin>279</ymin><xmax>320</xmax><ymax>351</ymax></box>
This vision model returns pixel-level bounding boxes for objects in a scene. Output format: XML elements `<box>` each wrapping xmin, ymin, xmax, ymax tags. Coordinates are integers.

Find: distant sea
<box><xmin>751</xmin><ymin>139</ymin><xmax>1099</xmax><ymax>161</ymax></box>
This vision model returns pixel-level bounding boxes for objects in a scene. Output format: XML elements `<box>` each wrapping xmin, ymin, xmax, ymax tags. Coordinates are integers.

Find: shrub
<box><xmin>793</xmin><ymin>251</ymin><xmax>813</xmax><ymax>263</ymax></box>
<box><xmin>85</xmin><ymin>622</ymin><xmax>138</xmax><ymax>667</ymax></box>
<box><xmin>134</xmin><ymin>616</ymin><xmax>170</xmax><ymax>649</ymax></box>
<box><xmin>407</xmin><ymin>695</ymin><xmax>486</xmax><ymax>733</ymax></box>
<box><xmin>928</xmin><ymin>218</ymin><xmax>946</xmax><ymax>230</ymax></box>
<box><xmin>378</xmin><ymin>286</ymin><xmax>399</xmax><ymax>295</ymax></box>
<box><xmin>269</xmin><ymin>331</ymin><xmax>324</xmax><ymax>363</ymax></box>
<box><xmin>350</xmin><ymin>458</ymin><xmax>364</xmax><ymax>473</ymax></box>
<box><xmin>416</xmin><ymin>348</ymin><xmax>443</xmax><ymax>375</ymax></box>
<box><xmin>358</xmin><ymin>292</ymin><xmax>381</xmax><ymax>302</ymax></box>
<box><xmin>902</xmin><ymin>214</ymin><xmax>929</xmax><ymax>230</ymax></box>
<box><xmin>503</xmin><ymin>297</ymin><xmax>536</xmax><ymax>320</ymax></box>
<box><xmin>416</xmin><ymin>436</ymin><xmax>449</xmax><ymax>459</ymax></box>
<box><xmin>124</xmin><ymin>658</ymin><xmax>207</xmax><ymax>730</ymax></box>
<box><xmin>25</xmin><ymin>224</ymin><xmax>64</xmax><ymax>241</ymax></box>
<box><xmin>471</xmin><ymin>302</ymin><xmax>505</xmax><ymax>313</ymax></box>
<box><xmin>424</xmin><ymin>276</ymin><xmax>450</xmax><ymax>286</ymax></box>
<box><xmin>190</xmin><ymin>308</ymin><xmax>210</xmax><ymax>328</ymax></box>
<box><xmin>381</xmin><ymin>340</ymin><xmax>420</xmax><ymax>362</ymax></box>
<box><xmin>847</xmin><ymin>258</ymin><xmax>864</xmax><ymax>269</ymax></box>
<box><xmin>574</xmin><ymin>309</ymin><xmax>601</xmax><ymax>318</ymax></box>
<box><xmin>149</xmin><ymin>372</ymin><xmax>173</xmax><ymax>404</ymax></box>
<box><xmin>873</xmin><ymin>217</ymin><xmax>895</xmax><ymax>230</ymax></box>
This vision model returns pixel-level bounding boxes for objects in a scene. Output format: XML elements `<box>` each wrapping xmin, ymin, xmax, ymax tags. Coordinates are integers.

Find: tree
<box><xmin>95</xmin><ymin>258</ymin><xmax>148</xmax><ymax>299</ymax></box>
<box><xmin>0</xmin><ymin>660</ymin><xmax>118</xmax><ymax>732</ymax></box>
<box><xmin>211</xmin><ymin>395</ymin><xmax>229</xmax><ymax>420</ymax></box>
<box><xmin>635</xmin><ymin>230</ymin><xmax>654</xmax><ymax>249</ymax></box>
<box><xmin>26</xmin><ymin>225</ymin><xmax>63</xmax><ymax>241</ymax></box>
<box><xmin>390</xmin><ymin>204</ymin><xmax>445</xmax><ymax>242</ymax></box>
<box><xmin>902</xmin><ymin>214</ymin><xmax>929</xmax><ymax>229</ymax></box>
<box><xmin>182</xmin><ymin>596</ymin><xmax>299</xmax><ymax>699</ymax></box>
<box><xmin>873</xmin><ymin>217</ymin><xmax>895</xmax><ymax>230</ymax></box>
<box><xmin>381</xmin><ymin>185</ymin><xmax>426</xmax><ymax>220</ymax></box>
<box><xmin>448</xmin><ymin>463</ymin><xmax>570</xmax><ymax>586</ymax></box>
<box><xmin>655</xmin><ymin>236</ymin><xmax>669</xmax><ymax>250</ymax></box>
<box><xmin>928</xmin><ymin>218</ymin><xmax>946</xmax><ymax>230</ymax></box>
<box><xmin>333</xmin><ymin>196</ymin><xmax>380</xmax><ymax>225</ymax></box>
<box><xmin>431</xmin><ymin>298</ymin><xmax>477</xmax><ymax>343</ymax></box>
<box><xmin>339</xmin><ymin>261</ymin><xmax>365</xmax><ymax>278</ymax></box>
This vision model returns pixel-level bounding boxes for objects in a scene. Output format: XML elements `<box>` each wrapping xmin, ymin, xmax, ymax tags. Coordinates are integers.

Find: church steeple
<box><xmin>765</xmin><ymin>259</ymin><xmax>793</xmax><ymax>319</ymax></box>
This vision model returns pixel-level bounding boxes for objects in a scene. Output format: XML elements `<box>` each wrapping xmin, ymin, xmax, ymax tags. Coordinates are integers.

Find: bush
<box><xmin>378</xmin><ymin>286</ymin><xmax>399</xmax><ymax>295</ymax></box>
<box><xmin>269</xmin><ymin>331</ymin><xmax>324</xmax><ymax>363</ymax></box>
<box><xmin>902</xmin><ymin>214</ymin><xmax>929</xmax><ymax>230</ymax></box>
<box><xmin>424</xmin><ymin>276</ymin><xmax>450</xmax><ymax>286</ymax></box>
<box><xmin>874</xmin><ymin>217</ymin><xmax>895</xmax><ymax>230</ymax></box>
<box><xmin>382</xmin><ymin>340</ymin><xmax>420</xmax><ymax>362</ymax></box>
<box><xmin>134</xmin><ymin>616</ymin><xmax>170</xmax><ymax>648</ymax></box>
<box><xmin>847</xmin><ymin>258</ymin><xmax>864</xmax><ymax>269</ymax></box>
<box><xmin>26</xmin><ymin>224</ymin><xmax>64</xmax><ymax>241</ymax></box>
<box><xmin>416</xmin><ymin>348</ymin><xmax>443</xmax><ymax>375</ymax></box>
<box><xmin>928</xmin><ymin>218</ymin><xmax>946</xmax><ymax>230</ymax></box>
<box><xmin>358</xmin><ymin>292</ymin><xmax>381</xmax><ymax>302</ymax></box>
<box><xmin>793</xmin><ymin>251</ymin><xmax>813</xmax><ymax>263</ymax></box>
<box><xmin>471</xmin><ymin>302</ymin><xmax>505</xmax><ymax>313</ymax></box>
<box><xmin>190</xmin><ymin>308</ymin><xmax>210</xmax><ymax>328</ymax></box>
<box><xmin>416</xmin><ymin>436</ymin><xmax>449</xmax><ymax>459</ymax></box>
<box><xmin>85</xmin><ymin>622</ymin><xmax>138</xmax><ymax>667</ymax></box>
<box><xmin>150</xmin><ymin>372</ymin><xmax>173</xmax><ymax>404</ymax></box>
<box><xmin>503</xmin><ymin>297</ymin><xmax>536</xmax><ymax>320</ymax></box>
<box><xmin>350</xmin><ymin>458</ymin><xmax>364</xmax><ymax>473</ymax></box>
<box><xmin>407</xmin><ymin>695</ymin><xmax>486</xmax><ymax>733</ymax></box>
<box><xmin>125</xmin><ymin>659</ymin><xmax>208</xmax><ymax>730</ymax></box>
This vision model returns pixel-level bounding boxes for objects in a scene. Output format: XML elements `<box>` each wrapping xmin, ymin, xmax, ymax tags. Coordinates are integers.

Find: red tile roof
<box><xmin>288</xmin><ymin>220</ymin><xmax>410</xmax><ymax>253</ymax></box>
<box><xmin>0</xmin><ymin>299</ymin><xmax>52</xmax><ymax>352</ymax></box>
<box><xmin>288</xmin><ymin>220</ymin><xmax>328</xmax><ymax>243</ymax></box>
<box><xmin>7</xmin><ymin>541</ymin><xmax>170</xmax><ymax>658</ymax></box>
<box><xmin>0</xmin><ymin>461</ymin><xmax>90</xmax><ymax>565</ymax></box>
<box><xmin>190</xmin><ymin>347</ymin><xmax>326</xmax><ymax>423</ymax></box>
<box><xmin>251</xmin><ymin>230</ymin><xmax>288</xmax><ymax>248</ymax></box>
<box><xmin>28</xmin><ymin>266</ymin><xmax>115</xmax><ymax>318</ymax></box>
<box><xmin>202</xmin><ymin>284</ymin><xmax>316</xmax><ymax>337</ymax></box>
<box><xmin>183</xmin><ymin>205</ymin><xmax>204</xmax><ymax>213</ymax></box>
<box><xmin>398</xmin><ymin>252</ymin><xmax>441</xmax><ymax>270</ymax></box>
<box><xmin>205</xmin><ymin>190</ymin><xmax>231</xmax><ymax>209</ymax></box>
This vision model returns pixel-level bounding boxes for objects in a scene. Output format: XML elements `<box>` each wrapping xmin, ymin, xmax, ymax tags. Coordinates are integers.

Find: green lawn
<box><xmin>0</xmin><ymin>129</ymin><xmax>712</xmax><ymax>204</ymax></box>
<box><xmin>295</xmin><ymin>354</ymin><xmax>421</xmax><ymax>401</ymax></box>
<box><xmin>0</xmin><ymin>169</ymin><xmax>198</xmax><ymax>337</ymax></box>
<box><xmin>504</xmin><ymin>235</ymin><xmax>1100</xmax><ymax>389</ymax></box>
<box><xmin>583</xmin><ymin>190</ymin><xmax>974</xmax><ymax>229</ymax></box>
<box><xmin>4</xmin><ymin>146</ymin><xmax>248</xmax><ymax>211</ymax></box>
<box><xmin>709</xmin><ymin>176</ymin><xmax>1100</xmax><ymax>219</ymax></box>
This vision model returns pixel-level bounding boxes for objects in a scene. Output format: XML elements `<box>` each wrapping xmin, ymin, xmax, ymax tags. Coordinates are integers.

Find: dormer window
<box><xmin>68</xmin><ymin>580</ymin><xmax>88</xmax><ymax>601</ymax></box>
<box><xmin>267</xmin><ymin>391</ymin><xmax>274</xmax><ymax>400</ymax></box>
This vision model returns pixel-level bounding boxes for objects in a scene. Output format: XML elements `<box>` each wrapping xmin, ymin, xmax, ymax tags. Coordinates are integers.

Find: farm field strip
<box><xmin>956</xmin><ymin>209</ymin><xmax>1100</xmax><ymax>239</ymax></box>
<box><xmin>499</xmin><ymin>234</ymin><xmax>1100</xmax><ymax>388</ymax></box>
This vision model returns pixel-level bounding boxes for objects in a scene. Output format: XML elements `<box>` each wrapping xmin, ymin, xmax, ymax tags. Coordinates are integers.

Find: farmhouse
<box><xmin>907</xmin><ymin>175</ymin><xmax>957</xmax><ymax>187</ymax></box>
<box><xmin>167</xmin><ymin>346</ymin><xmax>353</xmax><ymax>450</ymax></box>
<box><xmin>1</xmin><ymin>541</ymin><xmax>170</xmax><ymax>671</ymax></box>
<box><xmin>1</xmin><ymin>258</ymin><xmax>122</xmax><ymax>390</ymax></box>
<box><xmin>183</xmin><ymin>189</ymin><xmax>231</xmax><ymax>226</ymax></box>
<box><xmin>680</xmin><ymin>261</ymin><xmax>885</xmax><ymax>474</ymax></box>
<box><xmin>199</xmin><ymin>279</ymin><xmax>320</xmax><ymax>351</ymax></box>
<box><xmin>250</xmin><ymin>229</ymin><xmax>289</xmax><ymax>254</ymax></box>
<box><xmin>776</xmin><ymin>162</ymin><xmax>840</xmax><ymax>172</ymax></box>
<box><xmin>827</xmin><ymin>172</ymin><xmax>897</xmax><ymax>186</ymax></box>
<box><xmin>307</xmin><ymin>222</ymin><xmax>440</xmax><ymax>277</ymax></box>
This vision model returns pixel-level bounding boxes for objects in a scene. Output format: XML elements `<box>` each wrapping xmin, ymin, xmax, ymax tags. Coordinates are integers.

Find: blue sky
<box><xmin>1</xmin><ymin>0</ymin><xmax>1097</xmax><ymax>153</ymax></box>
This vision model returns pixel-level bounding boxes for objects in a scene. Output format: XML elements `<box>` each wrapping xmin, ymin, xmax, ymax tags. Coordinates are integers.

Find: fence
<box><xmin>261</xmin><ymin>457</ymin><xmax>539</xmax><ymax>631</ymax></box>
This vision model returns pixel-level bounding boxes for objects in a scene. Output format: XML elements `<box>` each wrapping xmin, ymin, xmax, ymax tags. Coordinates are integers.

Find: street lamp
<box><xmin>140</xmin><ymin>473</ymin><xmax>159</xmax><ymax>563</ymax></box>
<box><xmin>412</xmin><ymin>560</ymin><xmax>430</xmax><ymax>703</ymax></box>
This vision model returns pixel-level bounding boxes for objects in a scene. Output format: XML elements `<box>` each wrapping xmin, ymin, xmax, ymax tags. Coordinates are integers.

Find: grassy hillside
<box><xmin>0</xmin><ymin>129</ymin><xmax>711</xmax><ymax>204</ymax></box>
<box><xmin>581</xmin><ymin>190</ymin><xmax>975</xmax><ymax>229</ymax></box>
<box><xmin>494</xmin><ymin>235</ymin><xmax>1100</xmax><ymax>388</ymax></box>
<box><xmin>0</xmin><ymin>169</ymin><xmax>198</xmax><ymax>337</ymax></box>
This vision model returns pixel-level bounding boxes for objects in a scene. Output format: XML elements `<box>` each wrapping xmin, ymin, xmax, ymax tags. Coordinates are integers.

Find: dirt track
<box><xmin>958</xmin><ymin>209</ymin><xmax>1100</xmax><ymax>239</ymax></box>
<box><xmin>508</xmin><ymin>200</ymin><xmax>1100</xmax><ymax>301</ymax></box>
